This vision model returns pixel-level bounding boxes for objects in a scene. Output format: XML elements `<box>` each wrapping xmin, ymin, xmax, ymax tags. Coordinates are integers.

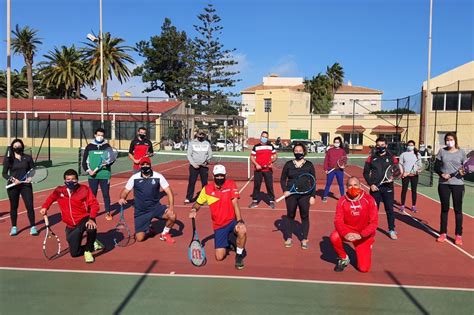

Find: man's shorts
<box><xmin>134</xmin><ymin>205</ymin><xmax>168</xmax><ymax>233</ymax></box>
<box><xmin>214</xmin><ymin>219</ymin><xmax>237</xmax><ymax>249</ymax></box>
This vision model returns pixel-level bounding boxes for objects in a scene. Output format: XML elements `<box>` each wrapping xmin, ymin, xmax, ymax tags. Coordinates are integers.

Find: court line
<box><xmin>0</xmin><ymin>266</ymin><xmax>472</xmax><ymax>292</ymax></box>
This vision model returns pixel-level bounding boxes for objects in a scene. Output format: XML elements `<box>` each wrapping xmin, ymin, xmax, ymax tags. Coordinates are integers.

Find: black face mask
<box><xmin>294</xmin><ymin>153</ymin><xmax>304</xmax><ymax>160</ymax></box>
<box><xmin>13</xmin><ymin>147</ymin><xmax>23</xmax><ymax>154</ymax></box>
<box><xmin>65</xmin><ymin>181</ymin><xmax>78</xmax><ymax>190</ymax></box>
<box><xmin>197</xmin><ymin>136</ymin><xmax>205</xmax><ymax>142</ymax></box>
<box><xmin>138</xmin><ymin>134</ymin><xmax>146</xmax><ymax>140</ymax></box>
<box><xmin>215</xmin><ymin>177</ymin><xmax>226</xmax><ymax>187</ymax></box>
<box><xmin>141</xmin><ymin>166</ymin><xmax>152</xmax><ymax>175</ymax></box>
<box><xmin>376</xmin><ymin>146</ymin><xmax>386</xmax><ymax>154</ymax></box>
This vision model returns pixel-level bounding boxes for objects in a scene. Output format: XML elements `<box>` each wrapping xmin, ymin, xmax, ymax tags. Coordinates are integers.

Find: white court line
<box><xmin>0</xmin><ymin>266</ymin><xmax>472</xmax><ymax>292</ymax></box>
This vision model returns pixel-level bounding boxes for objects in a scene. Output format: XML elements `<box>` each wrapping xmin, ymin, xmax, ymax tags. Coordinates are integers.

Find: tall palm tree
<box><xmin>11</xmin><ymin>24</ymin><xmax>42</xmax><ymax>99</ymax></box>
<box><xmin>326</xmin><ymin>62</ymin><xmax>344</xmax><ymax>94</ymax></box>
<box><xmin>0</xmin><ymin>70</ymin><xmax>28</xmax><ymax>98</ymax></box>
<box><xmin>82</xmin><ymin>32</ymin><xmax>135</xmax><ymax>97</ymax></box>
<box><xmin>39</xmin><ymin>45</ymin><xmax>85</xmax><ymax>99</ymax></box>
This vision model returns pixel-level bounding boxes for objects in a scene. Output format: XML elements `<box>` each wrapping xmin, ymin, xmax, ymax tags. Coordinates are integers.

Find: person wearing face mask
<box><xmin>118</xmin><ymin>157</ymin><xmax>176</xmax><ymax>243</ymax></box>
<box><xmin>434</xmin><ymin>132</ymin><xmax>466</xmax><ymax>246</ymax></box>
<box><xmin>189</xmin><ymin>165</ymin><xmax>247</xmax><ymax>270</ymax></box>
<box><xmin>329</xmin><ymin>176</ymin><xmax>378</xmax><ymax>272</ymax></box>
<box><xmin>249</xmin><ymin>131</ymin><xmax>277</xmax><ymax>209</ymax></box>
<box><xmin>40</xmin><ymin>169</ymin><xmax>103</xmax><ymax>263</ymax></box>
<box><xmin>82</xmin><ymin>128</ymin><xmax>113</xmax><ymax>221</ymax></box>
<box><xmin>399</xmin><ymin>140</ymin><xmax>421</xmax><ymax>213</ymax></box>
<box><xmin>185</xmin><ymin>130</ymin><xmax>213</xmax><ymax>204</ymax></box>
<box><xmin>280</xmin><ymin>143</ymin><xmax>316</xmax><ymax>249</ymax></box>
<box><xmin>322</xmin><ymin>136</ymin><xmax>347</xmax><ymax>202</ymax></box>
<box><xmin>128</xmin><ymin>127</ymin><xmax>154</xmax><ymax>173</ymax></box>
<box><xmin>363</xmin><ymin>137</ymin><xmax>399</xmax><ymax>240</ymax></box>
<box><xmin>2</xmin><ymin>139</ymin><xmax>37</xmax><ymax>236</ymax></box>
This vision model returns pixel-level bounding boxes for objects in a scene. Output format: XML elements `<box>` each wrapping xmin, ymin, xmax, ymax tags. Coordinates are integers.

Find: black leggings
<box><xmin>7</xmin><ymin>184</ymin><xmax>35</xmax><ymax>227</ymax></box>
<box><xmin>252</xmin><ymin>171</ymin><xmax>275</xmax><ymax>201</ymax></box>
<box><xmin>186</xmin><ymin>165</ymin><xmax>208</xmax><ymax>201</ymax></box>
<box><xmin>88</xmin><ymin>179</ymin><xmax>111</xmax><ymax>212</ymax></box>
<box><xmin>401</xmin><ymin>175</ymin><xmax>418</xmax><ymax>206</ymax></box>
<box><xmin>66</xmin><ymin>217</ymin><xmax>97</xmax><ymax>257</ymax></box>
<box><xmin>438</xmin><ymin>184</ymin><xmax>464</xmax><ymax>235</ymax></box>
<box><xmin>284</xmin><ymin>194</ymin><xmax>311</xmax><ymax>240</ymax></box>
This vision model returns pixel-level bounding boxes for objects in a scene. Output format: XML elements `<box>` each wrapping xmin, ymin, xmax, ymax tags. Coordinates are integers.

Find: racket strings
<box><xmin>295</xmin><ymin>175</ymin><xmax>314</xmax><ymax>192</ymax></box>
<box><xmin>27</xmin><ymin>166</ymin><xmax>48</xmax><ymax>183</ymax></box>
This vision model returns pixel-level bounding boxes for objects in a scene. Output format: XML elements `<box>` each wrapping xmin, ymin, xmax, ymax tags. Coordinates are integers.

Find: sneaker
<box><xmin>235</xmin><ymin>254</ymin><xmax>245</xmax><ymax>270</ymax></box>
<box><xmin>105</xmin><ymin>212</ymin><xmax>113</xmax><ymax>221</ymax></box>
<box><xmin>334</xmin><ymin>256</ymin><xmax>350</xmax><ymax>272</ymax></box>
<box><xmin>322</xmin><ymin>197</ymin><xmax>328</xmax><ymax>203</ymax></box>
<box><xmin>248</xmin><ymin>201</ymin><xmax>258</xmax><ymax>208</ymax></box>
<box><xmin>269</xmin><ymin>201</ymin><xmax>275</xmax><ymax>209</ymax></box>
<box><xmin>437</xmin><ymin>233</ymin><xmax>447</xmax><ymax>242</ymax></box>
<box><xmin>10</xmin><ymin>226</ymin><xmax>18</xmax><ymax>236</ymax></box>
<box><xmin>399</xmin><ymin>205</ymin><xmax>405</xmax><ymax>213</ymax></box>
<box><xmin>184</xmin><ymin>199</ymin><xmax>190</xmax><ymax>204</ymax></box>
<box><xmin>84</xmin><ymin>251</ymin><xmax>94</xmax><ymax>263</ymax></box>
<box><xmin>94</xmin><ymin>239</ymin><xmax>104</xmax><ymax>251</ymax></box>
<box><xmin>160</xmin><ymin>233</ymin><xmax>175</xmax><ymax>244</ymax></box>
<box><xmin>301</xmin><ymin>240</ymin><xmax>309</xmax><ymax>250</ymax></box>
<box><xmin>411</xmin><ymin>205</ymin><xmax>417</xmax><ymax>213</ymax></box>
<box><xmin>389</xmin><ymin>230</ymin><xmax>398</xmax><ymax>240</ymax></box>
<box><xmin>30</xmin><ymin>226</ymin><xmax>39</xmax><ymax>236</ymax></box>
<box><xmin>455</xmin><ymin>235</ymin><xmax>463</xmax><ymax>246</ymax></box>
<box><xmin>284</xmin><ymin>238</ymin><xmax>293</xmax><ymax>248</ymax></box>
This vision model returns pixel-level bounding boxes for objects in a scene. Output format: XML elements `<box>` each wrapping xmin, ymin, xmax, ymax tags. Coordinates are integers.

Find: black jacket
<box><xmin>363</xmin><ymin>152</ymin><xmax>398</xmax><ymax>186</ymax></box>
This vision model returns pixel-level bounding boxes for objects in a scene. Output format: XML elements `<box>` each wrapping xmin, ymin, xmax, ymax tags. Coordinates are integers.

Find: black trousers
<box><xmin>252</xmin><ymin>171</ymin><xmax>275</xmax><ymax>201</ymax></box>
<box><xmin>370</xmin><ymin>185</ymin><xmax>395</xmax><ymax>231</ymax></box>
<box><xmin>186</xmin><ymin>165</ymin><xmax>208</xmax><ymax>201</ymax></box>
<box><xmin>401</xmin><ymin>175</ymin><xmax>419</xmax><ymax>206</ymax></box>
<box><xmin>284</xmin><ymin>194</ymin><xmax>311</xmax><ymax>240</ymax></box>
<box><xmin>65</xmin><ymin>217</ymin><xmax>97</xmax><ymax>257</ymax></box>
<box><xmin>88</xmin><ymin>179</ymin><xmax>111</xmax><ymax>212</ymax></box>
<box><xmin>438</xmin><ymin>184</ymin><xmax>464</xmax><ymax>235</ymax></box>
<box><xmin>7</xmin><ymin>184</ymin><xmax>35</xmax><ymax>227</ymax></box>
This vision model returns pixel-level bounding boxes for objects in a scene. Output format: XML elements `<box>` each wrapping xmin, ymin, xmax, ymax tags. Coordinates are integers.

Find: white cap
<box><xmin>213</xmin><ymin>164</ymin><xmax>226</xmax><ymax>175</ymax></box>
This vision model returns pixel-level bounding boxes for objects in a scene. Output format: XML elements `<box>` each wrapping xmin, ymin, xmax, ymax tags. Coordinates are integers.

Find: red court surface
<box><xmin>1</xmin><ymin>165</ymin><xmax>473</xmax><ymax>290</ymax></box>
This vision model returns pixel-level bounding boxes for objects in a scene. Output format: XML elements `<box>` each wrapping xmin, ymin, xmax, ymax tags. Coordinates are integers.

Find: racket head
<box><xmin>337</xmin><ymin>156</ymin><xmax>348</xmax><ymax>168</ymax></box>
<box><xmin>411</xmin><ymin>159</ymin><xmax>424</xmax><ymax>173</ymax></box>
<box><xmin>113</xmin><ymin>223</ymin><xmax>131</xmax><ymax>247</ymax></box>
<box><xmin>293</xmin><ymin>173</ymin><xmax>316</xmax><ymax>194</ymax></box>
<box><xmin>25</xmin><ymin>166</ymin><xmax>48</xmax><ymax>183</ymax></box>
<box><xmin>102</xmin><ymin>147</ymin><xmax>118</xmax><ymax>165</ymax></box>
<box><xmin>387</xmin><ymin>164</ymin><xmax>403</xmax><ymax>180</ymax></box>
<box><xmin>463</xmin><ymin>156</ymin><xmax>474</xmax><ymax>173</ymax></box>
<box><xmin>42</xmin><ymin>218</ymin><xmax>61</xmax><ymax>260</ymax></box>
<box><xmin>208</xmin><ymin>156</ymin><xmax>222</xmax><ymax>165</ymax></box>
<box><xmin>188</xmin><ymin>240</ymin><xmax>206</xmax><ymax>267</ymax></box>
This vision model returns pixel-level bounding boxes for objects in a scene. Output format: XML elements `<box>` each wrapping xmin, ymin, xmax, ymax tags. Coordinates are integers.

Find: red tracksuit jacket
<box><xmin>42</xmin><ymin>184</ymin><xmax>100</xmax><ymax>228</ymax></box>
<box><xmin>334</xmin><ymin>191</ymin><xmax>379</xmax><ymax>238</ymax></box>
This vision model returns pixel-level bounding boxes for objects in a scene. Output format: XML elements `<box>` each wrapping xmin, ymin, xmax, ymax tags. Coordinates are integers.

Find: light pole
<box><xmin>424</xmin><ymin>0</ymin><xmax>433</xmax><ymax>146</ymax></box>
<box><xmin>99</xmin><ymin>0</ymin><xmax>104</xmax><ymax>126</ymax></box>
<box><xmin>6</xmin><ymin>0</ymin><xmax>11</xmax><ymax>144</ymax></box>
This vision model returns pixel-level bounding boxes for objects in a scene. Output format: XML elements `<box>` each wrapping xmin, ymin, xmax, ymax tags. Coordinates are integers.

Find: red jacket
<box><xmin>324</xmin><ymin>147</ymin><xmax>346</xmax><ymax>171</ymax></box>
<box><xmin>334</xmin><ymin>191</ymin><xmax>378</xmax><ymax>238</ymax></box>
<box><xmin>42</xmin><ymin>184</ymin><xmax>100</xmax><ymax>228</ymax></box>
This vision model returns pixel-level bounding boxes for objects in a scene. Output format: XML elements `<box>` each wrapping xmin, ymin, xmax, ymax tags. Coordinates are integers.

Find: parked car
<box><xmin>290</xmin><ymin>139</ymin><xmax>327</xmax><ymax>153</ymax></box>
<box><xmin>214</xmin><ymin>139</ymin><xmax>243</xmax><ymax>152</ymax></box>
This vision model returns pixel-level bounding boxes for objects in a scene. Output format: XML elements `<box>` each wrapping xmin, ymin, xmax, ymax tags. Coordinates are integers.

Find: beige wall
<box><xmin>332</xmin><ymin>93</ymin><xmax>382</xmax><ymax>114</ymax></box>
<box><xmin>241</xmin><ymin>93</ymin><xmax>256</xmax><ymax>121</ymax></box>
<box><xmin>263</xmin><ymin>76</ymin><xmax>303</xmax><ymax>86</ymax></box>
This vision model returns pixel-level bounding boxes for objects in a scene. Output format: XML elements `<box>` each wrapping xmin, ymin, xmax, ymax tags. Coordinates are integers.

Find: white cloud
<box><xmin>227</xmin><ymin>52</ymin><xmax>250</xmax><ymax>74</ymax></box>
<box><xmin>269</xmin><ymin>55</ymin><xmax>299</xmax><ymax>76</ymax></box>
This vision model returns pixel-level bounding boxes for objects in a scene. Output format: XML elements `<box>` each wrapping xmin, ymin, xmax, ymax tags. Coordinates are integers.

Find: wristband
<box><xmin>237</xmin><ymin>219</ymin><xmax>245</xmax><ymax>224</ymax></box>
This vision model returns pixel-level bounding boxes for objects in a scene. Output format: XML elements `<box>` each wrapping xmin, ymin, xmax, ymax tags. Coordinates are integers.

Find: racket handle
<box><xmin>327</xmin><ymin>168</ymin><xmax>335</xmax><ymax>174</ymax></box>
<box><xmin>191</xmin><ymin>217</ymin><xmax>196</xmax><ymax>231</ymax></box>
<box><xmin>43</xmin><ymin>215</ymin><xmax>50</xmax><ymax>227</ymax></box>
<box><xmin>5</xmin><ymin>182</ymin><xmax>18</xmax><ymax>189</ymax></box>
<box><xmin>276</xmin><ymin>195</ymin><xmax>286</xmax><ymax>203</ymax></box>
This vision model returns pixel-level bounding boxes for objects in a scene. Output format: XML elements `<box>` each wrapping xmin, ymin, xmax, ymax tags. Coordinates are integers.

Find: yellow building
<box><xmin>422</xmin><ymin>61</ymin><xmax>474</xmax><ymax>153</ymax></box>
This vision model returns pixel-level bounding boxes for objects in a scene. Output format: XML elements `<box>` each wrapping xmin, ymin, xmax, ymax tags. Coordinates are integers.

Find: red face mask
<box><xmin>347</xmin><ymin>187</ymin><xmax>361</xmax><ymax>199</ymax></box>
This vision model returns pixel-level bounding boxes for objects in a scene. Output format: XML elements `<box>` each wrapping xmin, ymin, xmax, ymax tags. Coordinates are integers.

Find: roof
<box><xmin>371</xmin><ymin>125</ymin><xmax>405</xmax><ymax>133</ymax></box>
<box><xmin>335</xmin><ymin>84</ymin><xmax>382</xmax><ymax>95</ymax></box>
<box><xmin>336</xmin><ymin>125</ymin><xmax>366</xmax><ymax>133</ymax></box>
<box><xmin>241</xmin><ymin>84</ymin><xmax>305</xmax><ymax>94</ymax></box>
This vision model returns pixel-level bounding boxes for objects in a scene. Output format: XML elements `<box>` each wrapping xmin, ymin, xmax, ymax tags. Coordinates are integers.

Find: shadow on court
<box><xmin>273</xmin><ymin>216</ymin><xmax>305</xmax><ymax>241</ymax></box>
<box><xmin>319</xmin><ymin>236</ymin><xmax>358</xmax><ymax>270</ymax></box>
<box><xmin>386</xmin><ymin>271</ymin><xmax>430</xmax><ymax>315</ymax></box>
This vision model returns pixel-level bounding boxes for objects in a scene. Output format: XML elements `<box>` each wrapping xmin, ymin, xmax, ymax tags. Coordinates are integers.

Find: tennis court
<box><xmin>0</xmin><ymin>148</ymin><xmax>473</xmax><ymax>314</ymax></box>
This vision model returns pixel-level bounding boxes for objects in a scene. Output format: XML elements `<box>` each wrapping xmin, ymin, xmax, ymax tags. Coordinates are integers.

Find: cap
<box><xmin>213</xmin><ymin>164</ymin><xmax>226</xmax><ymax>175</ymax></box>
<box><xmin>139</xmin><ymin>157</ymin><xmax>152</xmax><ymax>165</ymax></box>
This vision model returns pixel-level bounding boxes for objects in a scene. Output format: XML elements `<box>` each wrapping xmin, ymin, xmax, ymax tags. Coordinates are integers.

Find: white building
<box><xmin>331</xmin><ymin>81</ymin><xmax>383</xmax><ymax>114</ymax></box>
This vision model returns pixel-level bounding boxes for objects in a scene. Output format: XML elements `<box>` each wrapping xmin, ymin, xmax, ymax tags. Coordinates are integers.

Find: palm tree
<box><xmin>0</xmin><ymin>70</ymin><xmax>28</xmax><ymax>98</ymax></box>
<box><xmin>39</xmin><ymin>45</ymin><xmax>85</xmax><ymax>99</ymax></box>
<box><xmin>326</xmin><ymin>62</ymin><xmax>344</xmax><ymax>94</ymax></box>
<box><xmin>11</xmin><ymin>24</ymin><xmax>42</xmax><ymax>99</ymax></box>
<box><xmin>82</xmin><ymin>32</ymin><xmax>135</xmax><ymax>97</ymax></box>
<box><xmin>304</xmin><ymin>73</ymin><xmax>333</xmax><ymax>114</ymax></box>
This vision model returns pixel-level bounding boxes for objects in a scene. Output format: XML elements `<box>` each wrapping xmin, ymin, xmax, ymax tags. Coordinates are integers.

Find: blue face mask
<box><xmin>260</xmin><ymin>137</ymin><xmax>268</xmax><ymax>144</ymax></box>
<box><xmin>65</xmin><ymin>181</ymin><xmax>78</xmax><ymax>190</ymax></box>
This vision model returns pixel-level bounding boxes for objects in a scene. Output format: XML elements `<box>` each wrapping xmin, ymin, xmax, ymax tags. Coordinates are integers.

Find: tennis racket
<box><xmin>276</xmin><ymin>173</ymin><xmax>316</xmax><ymax>202</ymax></box>
<box><xmin>202</xmin><ymin>155</ymin><xmax>222</xmax><ymax>166</ymax></box>
<box><xmin>143</xmin><ymin>142</ymin><xmax>160</xmax><ymax>157</ymax></box>
<box><xmin>327</xmin><ymin>156</ymin><xmax>348</xmax><ymax>174</ymax></box>
<box><xmin>6</xmin><ymin>166</ymin><xmax>48</xmax><ymax>189</ymax></box>
<box><xmin>378</xmin><ymin>164</ymin><xmax>404</xmax><ymax>186</ymax></box>
<box><xmin>93</xmin><ymin>147</ymin><xmax>118</xmax><ymax>173</ymax></box>
<box><xmin>450</xmin><ymin>156</ymin><xmax>474</xmax><ymax>178</ymax></box>
<box><xmin>113</xmin><ymin>205</ymin><xmax>132</xmax><ymax>247</ymax></box>
<box><xmin>408</xmin><ymin>158</ymin><xmax>424</xmax><ymax>175</ymax></box>
<box><xmin>43</xmin><ymin>215</ymin><xmax>61</xmax><ymax>260</ymax></box>
<box><xmin>188</xmin><ymin>217</ymin><xmax>206</xmax><ymax>267</ymax></box>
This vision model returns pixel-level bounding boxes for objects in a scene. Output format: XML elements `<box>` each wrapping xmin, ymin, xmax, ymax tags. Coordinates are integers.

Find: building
<box><xmin>332</xmin><ymin>82</ymin><xmax>382</xmax><ymax>114</ymax></box>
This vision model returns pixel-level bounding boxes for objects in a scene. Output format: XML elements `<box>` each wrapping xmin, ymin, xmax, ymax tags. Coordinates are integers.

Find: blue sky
<box><xmin>1</xmin><ymin>0</ymin><xmax>473</xmax><ymax>103</ymax></box>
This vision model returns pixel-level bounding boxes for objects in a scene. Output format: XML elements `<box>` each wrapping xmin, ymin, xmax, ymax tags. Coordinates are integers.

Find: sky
<box><xmin>0</xmin><ymin>0</ymin><xmax>473</xmax><ymax>104</ymax></box>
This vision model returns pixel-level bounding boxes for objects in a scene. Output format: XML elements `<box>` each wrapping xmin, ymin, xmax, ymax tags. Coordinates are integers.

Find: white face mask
<box><xmin>95</xmin><ymin>136</ymin><xmax>104</xmax><ymax>143</ymax></box>
<box><xmin>334</xmin><ymin>142</ymin><xmax>340</xmax><ymax>148</ymax></box>
<box><xmin>407</xmin><ymin>145</ymin><xmax>414</xmax><ymax>151</ymax></box>
<box><xmin>446</xmin><ymin>140</ymin><xmax>455</xmax><ymax>148</ymax></box>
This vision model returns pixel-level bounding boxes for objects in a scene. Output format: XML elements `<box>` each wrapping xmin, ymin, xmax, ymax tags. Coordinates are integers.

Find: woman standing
<box><xmin>434</xmin><ymin>133</ymin><xmax>466</xmax><ymax>245</ymax></box>
<box><xmin>280</xmin><ymin>143</ymin><xmax>316</xmax><ymax>249</ymax></box>
<box><xmin>322</xmin><ymin>136</ymin><xmax>347</xmax><ymax>202</ymax></box>
<box><xmin>2</xmin><ymin>139</ymin><xmax>37</xmax><ymax>236</ymax></box>
<box><xmin>399</xmin><ymin>140</ymin><xmax>421</xmax><ymax>213</ymax></box>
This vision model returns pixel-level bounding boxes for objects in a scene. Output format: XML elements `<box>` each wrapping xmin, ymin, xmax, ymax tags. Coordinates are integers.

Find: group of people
<box><xmin>2</xmin><ymin>127</ymin><xmax>468</xmax><ymax>272</ymax></box>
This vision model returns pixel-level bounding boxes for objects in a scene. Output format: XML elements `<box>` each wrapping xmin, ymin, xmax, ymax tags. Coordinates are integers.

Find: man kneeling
<box><xmin>330</xmin><ymin>176</ymin><xmax>378</xmax><ymax>272</ymax></box>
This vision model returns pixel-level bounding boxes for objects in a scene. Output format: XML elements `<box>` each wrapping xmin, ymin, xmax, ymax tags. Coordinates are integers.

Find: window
<box><xmin>432</xmin><ymin>93</ymin><xmax>444</xmax><ymax>110</ymax></box>
<box><xmin>460</xmin><ymin>93</ymin><xmax>473</xmax><ymax>111</ymax></box>
<box><xmin>264</xmin><ymin>99</ymin><xmax>272</xmax><ymax>112</ymax></box>
<box><xmin>320</xmin><ymin>132</ymin><xmax>329</xmax><ymax>146</ymax></box>
<box><xmin>28</xmin><ymin>119</ymin><xmax>67</xmax><ymax>139</ymax></box>
<box><xmin>445</xmin><ymin>93</ymin><xmax>458</xmax><ymax>111</ymax></box>
<box><xmin>378</xmin><ymin>133</ymin><xmax>401</xmax><ymax>143</ymax></box>
<box><xmin>116</xmin><ymin>121</ymin><xmax>156</xmax><ymax>141</ymax></box>
<box><xmin>343</xmin><ymin>133</ymin><xmax>363</xmax><ymax>145</ymax></box>
<box><xmin>0</xmin><ymin>119</ymin><xmax>23</xmax><ymax>138</ymax></box>
<box><xmin>72</xmin><ymin>120</ymin><xmax>112</xmax><ymax>139</ymax></box>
